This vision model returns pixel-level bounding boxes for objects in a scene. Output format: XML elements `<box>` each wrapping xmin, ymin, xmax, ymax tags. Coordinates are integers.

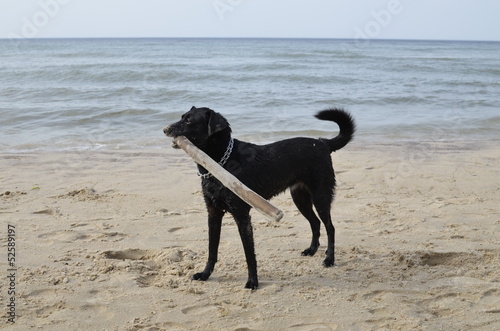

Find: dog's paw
<box><xmin>322</xmin><ymin>257</ymin><xmax>335</xmax><ymax>267</ymax></box>
<box><xmin>244</xmin><ymin>279</ymin><xmax>259</xmax><ymax>290</ymax></box>
<box><xmin>301</xmin><ymin>247</ymin><xmax>318</xmax><ymax>256</ymax></box>
<box><xmin>192</xmin><ymin>272</ymin><xmax>210</xmax><ymax>281</ymax></box>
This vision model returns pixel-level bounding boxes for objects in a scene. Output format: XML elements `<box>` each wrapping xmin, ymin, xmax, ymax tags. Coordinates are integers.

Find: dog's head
<box><xmin>163</xmin><ymin>106</ymin><xmax>230</xmax><ymax>148</ymax></box>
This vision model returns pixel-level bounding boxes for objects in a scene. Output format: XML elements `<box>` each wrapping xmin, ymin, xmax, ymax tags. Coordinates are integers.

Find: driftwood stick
<box><xmin>174</xmin><ymin>136</ymin><xmax>284</xmax><ymax>222</ymax></box>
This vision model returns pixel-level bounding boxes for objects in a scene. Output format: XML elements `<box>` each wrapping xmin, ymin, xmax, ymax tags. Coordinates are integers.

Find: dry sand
<box><xmin>0</xmin><ymin>140</ymin><xmax>499</xmax><ymax>330</ymax></box>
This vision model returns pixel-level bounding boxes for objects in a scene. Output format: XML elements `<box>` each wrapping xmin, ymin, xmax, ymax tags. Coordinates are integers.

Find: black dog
<box><xmin>163</xmin><ymin>106</ymin><xmax>355</xmax><ymax>289</ymax></box>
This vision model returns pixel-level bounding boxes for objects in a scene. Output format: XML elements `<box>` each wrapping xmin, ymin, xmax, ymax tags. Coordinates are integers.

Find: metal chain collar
<box><xmin>197</xmin><ymin>137</ymin><xmax>234</xmax><ymax>179</ymax></box>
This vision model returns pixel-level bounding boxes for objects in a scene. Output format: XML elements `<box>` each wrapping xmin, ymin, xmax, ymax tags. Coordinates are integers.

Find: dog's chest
<box><xmin>202</xmin><ymin>178</ymin><xmax>231</xmax><ymax>207</ymax></box>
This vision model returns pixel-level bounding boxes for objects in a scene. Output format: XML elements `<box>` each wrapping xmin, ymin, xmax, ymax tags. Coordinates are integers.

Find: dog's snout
<box><xmin>163</xmin><ymin>126</ymin><xmax>171</xmax><ymax>136</ymax></box>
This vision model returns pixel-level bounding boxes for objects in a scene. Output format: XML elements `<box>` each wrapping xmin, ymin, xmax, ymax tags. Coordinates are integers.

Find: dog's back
<box><xmin>233</xmin><ymin>109</ymin><xmax>355</xmax><ymax>200</ymax></box>
<box><xmin>231</xmin><ymin>138</ymin><xmax>332</xmax><ymax>199</ymax></box>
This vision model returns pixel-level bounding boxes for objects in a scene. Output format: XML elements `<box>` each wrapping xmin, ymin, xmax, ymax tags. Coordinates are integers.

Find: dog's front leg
<box><xmin>193</xmin><ymin>205</ymin><xmax>224</xmax><ymax>282</ymax></box>
<box><xmin>233</xmin><ymin>211</ymin><xmax>259</xmax><ymax>290</ymax></box>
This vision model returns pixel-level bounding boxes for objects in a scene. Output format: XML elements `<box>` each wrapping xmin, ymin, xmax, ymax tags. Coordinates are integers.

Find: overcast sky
<box><xmin>1</xmin><ymin>0</ymin><xmax>499</xmax><ymax>41</ymax></box>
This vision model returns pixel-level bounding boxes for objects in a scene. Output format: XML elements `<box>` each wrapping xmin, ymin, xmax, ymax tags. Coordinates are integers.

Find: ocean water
<box><xmin>0</xmin><ymin>38</ymin><xmax>499</xmax><ymax>152</ymax></box>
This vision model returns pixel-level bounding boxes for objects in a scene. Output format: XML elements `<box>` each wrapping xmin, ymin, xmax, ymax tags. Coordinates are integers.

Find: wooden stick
<box><xmin>174</xmin><ymin>136</ymin><xmax>284</xmax><ymax>222</ymax></box>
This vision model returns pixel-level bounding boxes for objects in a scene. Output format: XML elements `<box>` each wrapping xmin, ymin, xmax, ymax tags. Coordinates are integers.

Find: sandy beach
<box><xmin>1</xmin><ymin>140</ymin><xmax>499</xmax><ymax>330</ymax></box>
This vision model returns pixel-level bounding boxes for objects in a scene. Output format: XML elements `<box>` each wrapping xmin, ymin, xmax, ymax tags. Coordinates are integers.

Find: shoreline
<box><xmin>1</xmin><ymin>140</ymin><xmax>499</xmax><ymax>330</ymax></box>
<box><xmin>3</xmin><ymin>133</ymin><xmax>499</xmax><ymax>154</ymax></box>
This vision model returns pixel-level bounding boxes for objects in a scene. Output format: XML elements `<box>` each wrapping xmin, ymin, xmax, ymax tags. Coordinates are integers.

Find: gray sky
<box><xmin>1</xmin><ymin>0</ymin><xmax>499</xmax><ymax>41</ymax></box>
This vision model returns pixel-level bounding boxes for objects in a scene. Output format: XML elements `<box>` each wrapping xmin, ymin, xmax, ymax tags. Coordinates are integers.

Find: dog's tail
<box><xmin>315</xmin><ymin>108</ymin><xmax>356</xmax><ymax>152</ymax></box>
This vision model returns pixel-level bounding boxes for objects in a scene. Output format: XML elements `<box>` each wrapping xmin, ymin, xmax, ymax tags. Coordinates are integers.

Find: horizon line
<box><xmin>1</xmin><ymin>36</ymin><xmax>499</xmax><ymax>43</ymax></box>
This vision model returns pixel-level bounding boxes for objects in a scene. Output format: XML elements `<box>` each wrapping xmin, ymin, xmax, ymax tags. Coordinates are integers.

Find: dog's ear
<box><xmin>190</xmin><ymin>106</ymin><xmax>197</xmax><ymax>111</ymax></box>
<box><xmin>207</xmin><ymin>110</ymin><xmax>229</xmax><ymax>136</ymax></box>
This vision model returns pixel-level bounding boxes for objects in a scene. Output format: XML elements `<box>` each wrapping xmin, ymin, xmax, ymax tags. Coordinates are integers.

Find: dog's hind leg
<box><xmin>311</xmin><ymin>191</ymin><xmax>336</xmax><ymax>267</ymax></box>
<box><xmin>193</xmin><ymin>205</ymin><xmax>224</xmax><ymax>282</ymax></box>
<box><xmin>302</xmin><ymin>164</ymin><xmax>336</xmax><ymax>268</ymax></box>
<box><xmin>290</xmin><ymin>184</ymin><xmax>321</xmax><ymax>257</ymax></box>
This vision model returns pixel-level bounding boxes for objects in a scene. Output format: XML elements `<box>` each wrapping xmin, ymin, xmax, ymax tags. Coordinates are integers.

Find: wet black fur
<box><xmin>163</xmin><ymin>106</ymin><xmax>355</xmax><ymax>289</ymax></box>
